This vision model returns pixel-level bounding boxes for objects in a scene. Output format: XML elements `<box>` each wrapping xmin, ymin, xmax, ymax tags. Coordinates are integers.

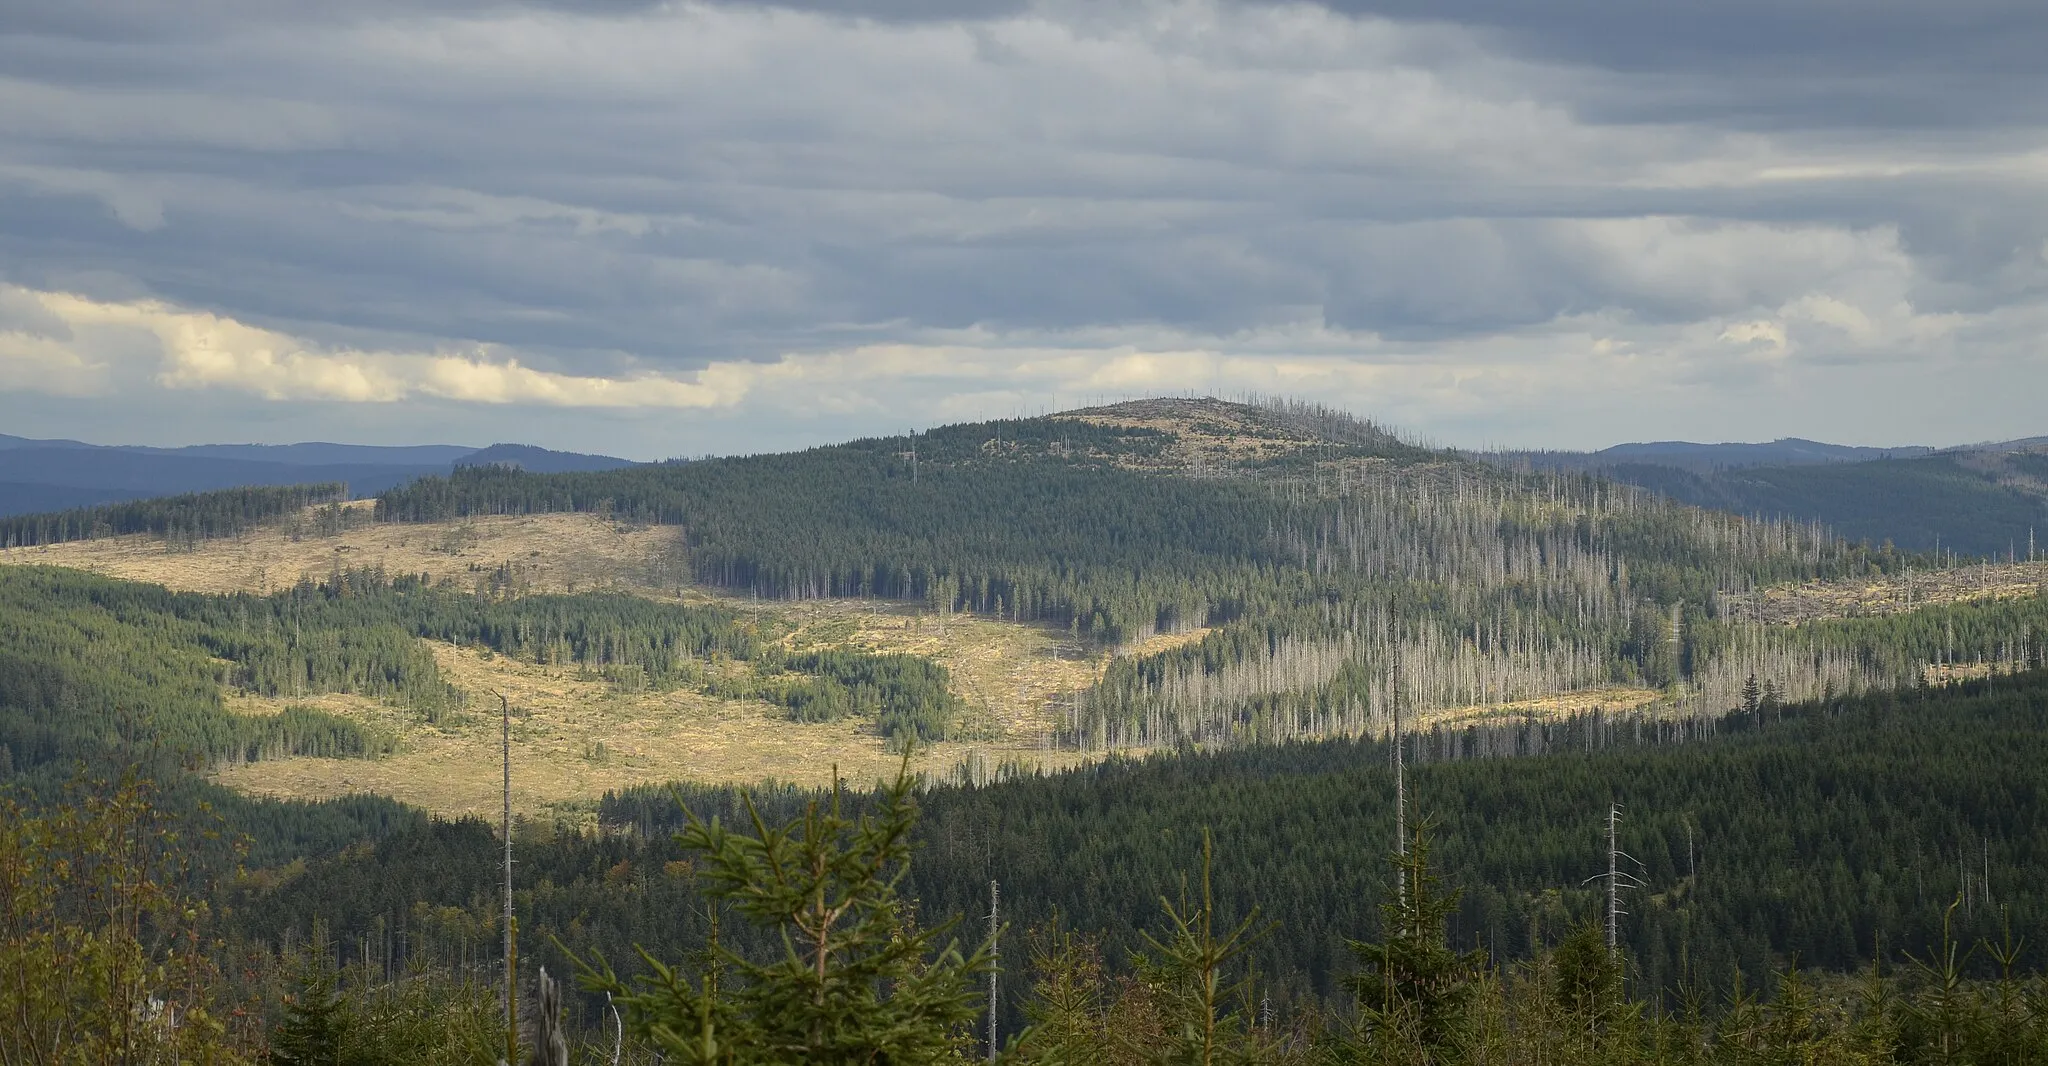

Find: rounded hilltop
<box><xmin>1061</xmin><ymin>395</ymin><xmax>1415</xmax><ymax>448</ymax></box>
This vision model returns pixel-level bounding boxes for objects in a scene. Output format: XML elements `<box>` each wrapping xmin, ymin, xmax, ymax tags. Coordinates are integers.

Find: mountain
<box><xmin>369</xmin><ymin>396</ymin><xmax>1952</xmax><ymax>736</ymax></box>
<box><xmin>137</xmin><ymin>442</ymin><xmax>479</xmax><ymax>466</ymax></box>
<box><xmin>1486</xmin><ymin>436</ymin><xmax>2048</xmax><ymax>556</ymax></box>
<box><xmin>0</xmin><ymin>432</ymin><xmax>96</xmax><ymax>451</ymax></box>
<box><xmin>0</xmin><ymin>480</ymin><xmax>141</xmax><ymax>513</ymax></box>
<box><xmin>0</xmin><ymin>434</ymin><xmax>636</xmax><ymax>518</ymax></box>
<box><xmin>1491</xmin><ymin>437</ymin><xmax>1934</xmax><ymax>473</ymax></box>
<box><xmin>454</xmin><ymin>442</ymin><xmax>635</xmax><ymax>473</ymax></box>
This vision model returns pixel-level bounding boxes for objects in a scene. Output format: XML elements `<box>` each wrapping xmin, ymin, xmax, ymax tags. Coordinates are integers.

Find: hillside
<box><xmin>0</xmin><ymin>434</ymin><xmax>636</xmax><ymax>517</ymax></box>
<box><xmin>372</xmin><ymin>397</ymin><xmax>1975</xmax><ymax>735</ymax></box>
<box><xmin>1491</xmin><ymin>438</ymin><xmax>2048</xmax><ymax>557</ymax></box>
<box><xmin>7</xmin><ymin>396</ymin><xmax>2048</xmax><ymax>819</ymax></box>
<box><xmin>6</xmin><ymin>398</ymin><xmax>2048</xmax><ymax>1061</ymax></box>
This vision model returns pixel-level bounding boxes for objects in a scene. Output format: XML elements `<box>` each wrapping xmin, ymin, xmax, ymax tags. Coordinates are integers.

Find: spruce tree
<box><xmin>271</xmin><ymin>948</ymin><xmax>350</xmax><ymax>1066</ymax></box>
<box><xmin>1127</xmin><ymin>830</ymin><xmax>1272</xmax><ymax>1066</ymax></box>
<box><xmin>1339</xmin><ymin>822</ymin><xmax>1484</xmax><ymax>1064</ymax></box>
<box><xmin>581</xmin><ymin>754</ymin><xmax>992</xmax><ymax>1065</ymax></box>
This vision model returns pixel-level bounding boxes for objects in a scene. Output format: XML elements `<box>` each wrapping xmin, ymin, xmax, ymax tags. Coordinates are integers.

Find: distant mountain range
<box><xmin>0</xmin><ymin>433</ymin><xmax>636</xmax><ymax>518</ymax></box>
<box><xmin>1484</xmin><ymin>435</ymin><xmax>2048</xmax><ymax>557</ymax></box>
<box><xmin>6</xmin><ymin>420</ymin><xmax>2043</xmax><ymax>558</ymax></box>
<box><xmin>1491</xmin><ymin>437</ymin><xmax>1934</xmax><ymax>473</ymax></box>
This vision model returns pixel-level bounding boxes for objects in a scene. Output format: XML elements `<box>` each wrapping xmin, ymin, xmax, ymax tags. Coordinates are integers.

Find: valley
<box><xmin>6</xmin><ymin>398</ymin><xmax>2048</xmax><ymax>1064</ymax></box>
<box><xmin>1</xmin><ymin>484</ymin><xmax>1670</xmax><ymax>817</ymax></box>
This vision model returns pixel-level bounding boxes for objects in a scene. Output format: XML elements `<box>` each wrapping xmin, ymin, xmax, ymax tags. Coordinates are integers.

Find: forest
<box><xmin>0</xmin><ymin>481</ymin><xmax>350</xmax><ymax>548</ymax></box>
<box><xmin>368</xmin><ymin>401</ymin><xmax>2035</xmax><ymax>748</ymax></box>
<box><xmin>5</xmin><ymin>399</ymin><xmax>2048</xmax><ymax>1061</ymax></box>
<box><xmin>6</xmin><ymin>668</ymin><xmax>2048</xmax><ymax>1063</ymax></box>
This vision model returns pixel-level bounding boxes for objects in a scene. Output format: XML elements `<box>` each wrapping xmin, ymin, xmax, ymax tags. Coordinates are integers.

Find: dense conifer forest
<box><xmin>0</xmin><ymin>481</ymin><xmax>350</xmax><ymax>548</ymax></box>
<box><xmin>7</xmin><ymin>663</ymin><xmax>2046</xmax><ymax>1062</ymax></box>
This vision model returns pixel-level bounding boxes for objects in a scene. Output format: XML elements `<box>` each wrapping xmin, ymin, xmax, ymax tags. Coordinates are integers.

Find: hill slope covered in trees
<box><xmin>372</xmin><ymin>398</ymin><xmax>2035</xmax><ymax>747</ymax></box>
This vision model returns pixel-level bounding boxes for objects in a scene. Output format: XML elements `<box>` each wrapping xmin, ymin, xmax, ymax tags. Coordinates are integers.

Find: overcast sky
<box><xmin>3</xmin><ymin>0</ymin><xmax>2045</xmax><ymax>458</ymax></box>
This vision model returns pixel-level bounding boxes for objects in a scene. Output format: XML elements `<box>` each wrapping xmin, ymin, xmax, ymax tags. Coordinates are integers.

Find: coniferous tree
<box><xmin>580</xmin><ymin>754</ymin><xmax>993</xmax><ymax>1065</ymax></box>
<box><xmin>1126</xmin><ymin>830</ymin><xmax>1274</xmax><ymax>1066</ymax></box>
<box><xmin>1338</xmin><ymin>823</ymin><xmax>1485</xmax><ymax>1064</ymax></box>
<box><xmin>270</xmin><ymin>949</ymin><xmax>350</xmax><ymax>1066</ymax></box>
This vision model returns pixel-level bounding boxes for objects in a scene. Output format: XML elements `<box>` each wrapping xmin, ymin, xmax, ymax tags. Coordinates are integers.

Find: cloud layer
<box><xmin>2</xmin><ymin>0</ymin><xmax>2045</xmax><ymax>454</ymax></box>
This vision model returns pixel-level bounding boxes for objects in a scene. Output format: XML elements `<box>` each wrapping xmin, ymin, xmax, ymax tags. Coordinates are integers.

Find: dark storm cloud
<box><xmin>0</xmin><ymin>0</ymin><xmax>2044</xmax><ymax>452</ymax></box>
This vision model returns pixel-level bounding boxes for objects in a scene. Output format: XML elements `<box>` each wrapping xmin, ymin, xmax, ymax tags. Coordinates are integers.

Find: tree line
<box><xmin>0</xmin><ymin>481</ymin><xmax>348</xmax><ymax>548</ymax></box>
<box><xmin>9</xmin><ymin>669</ymin><xmax>2048</xmax><ymax>1062</ymax></box>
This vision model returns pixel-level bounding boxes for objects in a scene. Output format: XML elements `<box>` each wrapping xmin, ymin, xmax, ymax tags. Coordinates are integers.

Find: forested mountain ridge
<box><xmin>374</xmin><ymin>397</ymin><xmax>2000</xmax><ymax>748</ymax></box>
<box><xmin>6</xmin><ymin>396</ymin><xmax>2042</xmax><ymax>763</ymax></box>
<box><xmin>1489</xmin><ymin>439</ymin><xmax>2048</xmax><ymax>557</ymax></box>
<box><xmin>0</xmin><ymin>433</ymin><xmax>637</xmax><ymax>519</ymax></box>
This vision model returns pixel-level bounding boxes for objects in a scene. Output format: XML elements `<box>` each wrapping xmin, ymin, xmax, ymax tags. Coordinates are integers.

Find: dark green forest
<box><xmin>0</xmin><ymin>481</ymin><xmax>350</xmax><ymax>548</ymax></box>
<box><xmin>20</xmin><ymin>666</ymin><xmax>2036</xmax><ymax>1063</ymax></box>
<box><xmin>227</xmin><ymin>668</ymin><xmax>2044</xmax><ymax>1031</ymax></box>
<box><xmin>1541</xmin><ymin>455</ymin><xmax>2048</xmax><ymax>559</ymax></box>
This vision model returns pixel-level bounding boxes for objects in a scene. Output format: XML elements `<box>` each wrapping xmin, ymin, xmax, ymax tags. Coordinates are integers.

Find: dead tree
<box><xmin>1583</xmin><ymin>803</ymin><xmax>1645</xmax><ymax>955</ymax></box>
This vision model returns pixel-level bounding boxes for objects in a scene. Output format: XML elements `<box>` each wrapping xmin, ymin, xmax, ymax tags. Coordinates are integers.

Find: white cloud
<box><xmin>7</xmin><ymin>286</ymin><xmax>752</xmax><ymax>409</ymax></box>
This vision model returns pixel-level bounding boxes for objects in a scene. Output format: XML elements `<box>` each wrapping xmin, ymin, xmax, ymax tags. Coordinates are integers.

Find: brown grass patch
<box><xmin>1726</xmin><ymin>561</ymin><xmax>2048</xmax><ymax>625</ymax></box>
<box><xmin>745</xmin><ymin>599</ymin><xmax>1106</xmax><ymax>740</ymax></box>
<box><xmin>0</xmin><ymin>509</ymin><xmax>678</xmax><ymax>596</ymax></box>
<box><xmin>211</xmin><ymin>640</ymin><xmax>1097</xmax><ymax>821</ymax></box>
<box><xmin>1419</xmin><ymin>687</ymin><xmax>1662</xmax><ymax>728</ymax></box>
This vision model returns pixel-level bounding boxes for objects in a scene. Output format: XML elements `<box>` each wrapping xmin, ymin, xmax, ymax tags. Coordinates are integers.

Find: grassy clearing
<box><xmin>1726</xmin><ymin>560</ymin><xmax>2048</xmax><ymax>625</ymax></box>
<box><xmin>757</xmin><ymin>598</ymin><xmax>1110</xmax><ymax>739</ymax></box>
<box><xmin>1419</xmin><ymin>686</ymin><xmax>1662</xmax><ymax>728</ymax></box>
<box><xmin>0</xmin><ymin>506</ymin><xmax>680</xmax><ymax>596</ymax></box>
<box><xmin>211</xmin><ymin>640</ymin><xmax>1098</xmax><ymax>821</ymax></box>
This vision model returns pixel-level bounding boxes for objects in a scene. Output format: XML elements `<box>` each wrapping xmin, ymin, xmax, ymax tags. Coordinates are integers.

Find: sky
<box><xmin>2</xmin><ymin>0</ymin><xmax>2046</xmax><ymax>459</ymax></box>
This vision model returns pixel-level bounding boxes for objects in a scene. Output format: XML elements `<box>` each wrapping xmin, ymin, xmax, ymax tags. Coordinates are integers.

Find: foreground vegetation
<box><xmin>8</xmin><ymin>672</ymin><xmax>2048</xmax><ymax>1063</ymax></box>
